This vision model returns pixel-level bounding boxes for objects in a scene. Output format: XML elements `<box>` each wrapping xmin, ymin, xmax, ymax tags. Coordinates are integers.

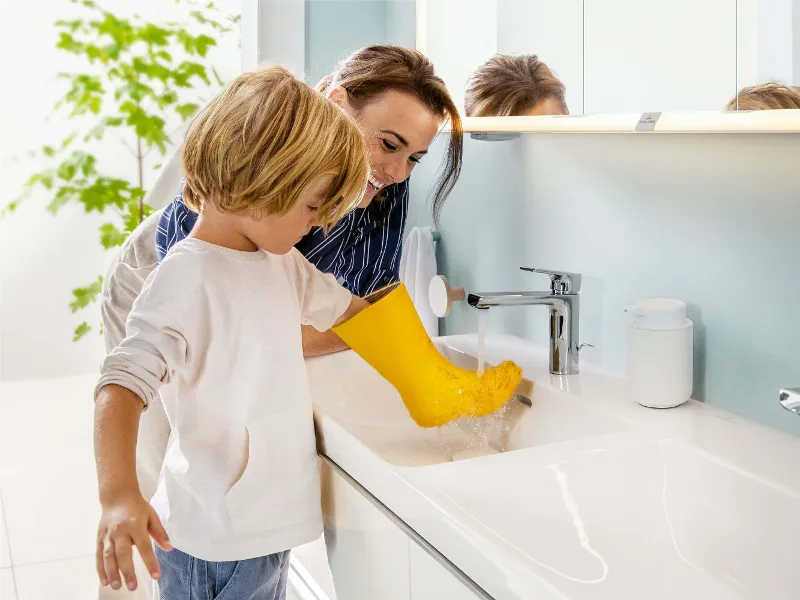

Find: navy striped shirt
<box><xmin>155</xmin><ymin>180</ymin><xmax>408</xmax><ymax>297</ymax></box>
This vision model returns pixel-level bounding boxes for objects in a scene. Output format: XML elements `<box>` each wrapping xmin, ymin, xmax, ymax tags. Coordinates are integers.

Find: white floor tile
<box><xmin>14</xmin><ymin>556</ymin><xmax>98</xmax><ymax>600</ymax></box>
<box><xmin>0</xmin><ymin>569</ymin><xmax>16</xmax><ymax>600</ymax></box>
<box><xmin>0</xmin><ymin>374</ymin><xmax>97</xmax><ymax>484</ymax></box>
<box><xmin>2</xmin><ymin>464</ymin><xmax>100</xmax><ymax>566</ymax></box>
<box><xmin>0</xmin><ymin>495</ymin><xmax>11</xmax><ymax>569</ymax></box>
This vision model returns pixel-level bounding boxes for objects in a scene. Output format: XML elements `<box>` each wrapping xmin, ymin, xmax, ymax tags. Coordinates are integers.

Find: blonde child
<box><xmin>94</xmin><ymin>66</ymin><xmax>370</xmax><ymax>598</ymax></box>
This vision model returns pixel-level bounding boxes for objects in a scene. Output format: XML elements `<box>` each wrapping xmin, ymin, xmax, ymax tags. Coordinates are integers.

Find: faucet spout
<box><xmin>467</xmin><ymin>291</ymin><xmax>560</xmax><ymax>309</ymax></box>
<box><xmin>467</xmin><ymin>268</ymin><xmax>584</xmax><ymax>376</ymax></box>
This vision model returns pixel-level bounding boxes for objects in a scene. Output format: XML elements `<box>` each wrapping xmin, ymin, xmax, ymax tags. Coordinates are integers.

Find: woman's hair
<box><xmin>725</xmin><ymin>82</ymin><xmax>800</xmax><ymax>111</ymax></box>
<box><xmin>464</xmin><ymin>54</ymin><xmax>568</xmax><ymax>117</ymax></box>
<box><xmin>317</xmin><ymin>45</ymin><xmax>462</xmax><ymax>224</ymax></box>
<box><xmin>183</xmin><ymin>66</ymin><xmax>368</xmax><ymax>229</ymax></box>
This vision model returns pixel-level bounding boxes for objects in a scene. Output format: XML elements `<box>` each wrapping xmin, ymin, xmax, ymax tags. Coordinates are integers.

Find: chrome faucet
<box><xmin>779</xmin><ymin>388</ymin><xmax>800</xmax><ymax>414</ymax></box>
<box><xmin>467</xmin><ymin>267</ymin><xmax>588</xmax><ymax>376</ymax></box>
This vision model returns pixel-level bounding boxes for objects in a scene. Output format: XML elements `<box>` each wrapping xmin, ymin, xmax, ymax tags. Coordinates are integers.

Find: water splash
<box><xmin>477</xmin><ymin>309</ymin><xmax>488</xmax><ymax>376</ymax></box>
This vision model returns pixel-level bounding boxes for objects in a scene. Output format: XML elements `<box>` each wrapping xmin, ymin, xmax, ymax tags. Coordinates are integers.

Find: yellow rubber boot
<box><xmin>333</xmin><ymin>283</ymin><xmax>523</xmax><ymax>428</ymax></box>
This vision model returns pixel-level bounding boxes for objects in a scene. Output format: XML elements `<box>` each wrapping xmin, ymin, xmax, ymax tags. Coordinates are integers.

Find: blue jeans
<box><xmin>155</xmin><ymin>546</ymin><xmax>290</xmax><ymax>600</ymax></box>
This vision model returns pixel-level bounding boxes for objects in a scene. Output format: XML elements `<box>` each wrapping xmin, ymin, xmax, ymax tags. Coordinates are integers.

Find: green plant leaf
<box><xmin>55</xmin><ymin>19</ymin><xmax>85</xmax><ymax>33</ymax></box>
<box><xmin>114</xmin><ymin>80</ymin><xmax>156</xmax><ymax>103</ymax></box>
<box><xmin>121</xmin><ymin>196</ymin><xmax>151</xmax><ymax>232</ymax></box>
<box><xmin>61</xmin><ymin>131</ymin><xmax>79</xmax><ymax>150</ymax></box>
<box><xmin>60</xmin><ymin>74</ymin><xmax>105</xmax><ymax>116</ymax></box>
<box><xmin>175</xmin><ymin>103</ymin><xmax>198</xmax><ymax>120</ymax></box>
<box><xmin>78</xmin><ymin>177</ymin><xmax>134</xmax><ymax>213</ymax></box>
<box><xmin>138</xmin><ymin>23</ymin><xmax>171</xmax><ymax>47</ymax></box>
<box><xmin>69</xmin><ymin>276</ymin><xmax>103</xmax><ymax>313</ymax></box>
<box><xmin>56</xmin><ymin>31</ymin><xmax>85</xmax><ymax>54</ymax></box>
<box><xmin>158</xmin><ymin>90</ymin><xmax>179</xmax><ymax>108</ymax></box>
<box><xmin>172</xmin><ymin>60</ymin><xmax>210</xmax><ymax>87</ymax></box>
<box><xmin>73</xmin><ymin>322</ymin><xmax>92</xmax><ymax>341</ymax></box>
<box><xmin>193</xmin><ymin>34</ymin><xmax>216</xmax><ymax>57</ymax></box>
<box><xmin>211</xmin><ymin>66</ymin><xmax>224</xmax><ymax>86</ymax></box>
<box><xmin>99</xmin><ymin>222</ymin><xmax>127</xmax><ymax>248</ymax></box>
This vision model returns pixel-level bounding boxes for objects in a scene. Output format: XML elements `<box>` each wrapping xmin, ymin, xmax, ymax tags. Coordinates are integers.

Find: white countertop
<box><xmin>307</xmin><ymin>334</ymin><xmax>800</xmax><ymax>600</ymax></box>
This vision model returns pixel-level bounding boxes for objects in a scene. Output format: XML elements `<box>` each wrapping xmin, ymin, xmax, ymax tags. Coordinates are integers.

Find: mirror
<box><xmin>735</xmin><ymin>0</ymin><xmax>800</xmax><ymax>110</ymax></box>
<box><xmin>582</xmin><ymin>0</ymin><xmax>737</xmax><ymax>114</ymax></box>
<box><xmin>421</xmin><ymin>0</ymin><xmax>738</xmax><ymax>116</ymax></box>
<box><xmin>303</xmin><ymin>0</ymin><xmax>795</xmax><ymax>122</ymax></box>
<box><xmin>418</xmin><ymin>0</ymin><xmax>583</xmax><ymax>115</ymax></box>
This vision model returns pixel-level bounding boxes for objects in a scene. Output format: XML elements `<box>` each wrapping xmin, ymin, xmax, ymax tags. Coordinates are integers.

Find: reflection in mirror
<box><xmin>464</xmin><ymin>55</ymin><xmax>569</xmax><ymax>117</ymax></box>
<box><xmin>583</xmin><ymin>0</ymin><xmax>737</xmax><ymax>114</ymax></box>
<box><xmin>419</xmin><ymin>0</ymin><xmax>584</xmax><ymax>115</ymax></box>
<box><xmin>735</xmin><ymin>0</ymin><xmax>800</xmax><ymax>110</ymax></box>
<box><xmin>725</xmin><ymin>82</ymin><xmax>800</xmax><ymax>111</ymax></box>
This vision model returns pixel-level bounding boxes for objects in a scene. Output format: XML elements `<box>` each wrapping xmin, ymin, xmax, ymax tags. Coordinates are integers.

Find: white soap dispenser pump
<box><xmin>624</xmin><ymin>299</ymin><xmax>693</xmax><ymax>409</ymax></box>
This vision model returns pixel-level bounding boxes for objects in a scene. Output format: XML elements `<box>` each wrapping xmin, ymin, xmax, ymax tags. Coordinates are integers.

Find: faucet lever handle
<box><xmin>520</xmin><ymin>267</ymin><xmax>582</xmax><ymax>294</ymax></box>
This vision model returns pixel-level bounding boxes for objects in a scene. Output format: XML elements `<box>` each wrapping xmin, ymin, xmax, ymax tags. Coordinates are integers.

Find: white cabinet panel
<box><xmin>409</xmin><ymin>542</ymin><xmax>484</xmax><ymax>600</ymax></box>
<box><xmin>320</xmin><ymin>460</ymin><xmax>411</xmax><ymax>600</ymax></box>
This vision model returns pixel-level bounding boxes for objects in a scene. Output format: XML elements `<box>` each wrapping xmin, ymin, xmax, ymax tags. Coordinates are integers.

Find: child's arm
<box><xmin>302</xmin><ymin>296</ymin><xmax>370</xmax><ymax>356</ymax></box>
<box><xmin>95</xmin><ymin>385</ymin><xmax>171</xmax><ymax>592</ymax></box>
<box><xmin>94</xmin><ymin>263</ymin><xmax>190</xmax><ymax>592</ymax></box>
<box><xmin>301</xmin><ymin>325</ymin><xmax>348</xmax><ymax>357</ymax></box>
<box><xmin>334</xmin><ymin>295</ymin><xmax>370</xmax><ymax>326</ymax></box>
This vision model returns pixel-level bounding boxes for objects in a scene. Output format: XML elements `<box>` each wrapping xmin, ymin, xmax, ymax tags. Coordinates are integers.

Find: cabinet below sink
<box><xmin>317</xmin><ymin>456</ymin><xmax>487</xmax><ymax>600</ymax></box>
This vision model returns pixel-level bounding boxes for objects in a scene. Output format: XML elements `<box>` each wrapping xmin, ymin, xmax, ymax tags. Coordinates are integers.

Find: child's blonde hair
<box><xmin>182</xmin><ymin>66</ymin><xmax>368</xmax><ymax>228</ymax></box>
<box><xmin>725</xmin><ymin>82</ymin><xmax>800</xmax><ymax>111</ymax></box>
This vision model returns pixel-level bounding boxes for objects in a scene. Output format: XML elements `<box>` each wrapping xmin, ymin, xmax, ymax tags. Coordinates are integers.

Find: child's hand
<box><xmin>96</xmin><ymin>490</ymin><xmax>172</xmax><ymax>591</ymax></box>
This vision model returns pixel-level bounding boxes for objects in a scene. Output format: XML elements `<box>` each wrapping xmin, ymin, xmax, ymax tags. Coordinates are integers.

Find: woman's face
<box><xmin>328</xmin><ymin>87</ymin><xmax>441</xmax><ymax>207</ymax></box>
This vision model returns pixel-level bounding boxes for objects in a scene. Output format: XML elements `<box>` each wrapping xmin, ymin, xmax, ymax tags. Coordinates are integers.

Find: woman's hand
<box><xmin>96</xmin><ymin>489</ymin><xmax>172</xmax><ymax>591</ymax></box>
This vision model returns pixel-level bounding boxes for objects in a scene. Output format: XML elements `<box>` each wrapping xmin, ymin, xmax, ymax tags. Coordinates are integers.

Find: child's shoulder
<box><xmin>139</xmin><ymin>240</ymin><xmax>217</xmax><ymax>307</ymax></box>
<box><xmin>157</xmin><ymin>240</ymin><xmax>216</xmax><ymax>281</ymax></box>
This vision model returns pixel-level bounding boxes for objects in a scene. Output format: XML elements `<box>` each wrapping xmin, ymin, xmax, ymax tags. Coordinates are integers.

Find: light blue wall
<box><xmin>305</xmin><ymin>1</ymin><xmax>388</xmax><ymax>85</ymax></box>
<box><xmin>304</xmin><ymin>0</ymin><xmax>415</xmax><ymax>85</ymax></box>
<box><xmin>408</xmin><ymin>132</ymin><xmax>800</xmax><ymax>437</ymax></box>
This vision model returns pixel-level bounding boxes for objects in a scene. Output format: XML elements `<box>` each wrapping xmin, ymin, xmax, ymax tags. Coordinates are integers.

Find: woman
<box><xmin>155</xmin><ymin>45</ymin><xmax>462</xmax><ymax>356</ymax></box>
<box><xmin>464</xmin><ymin>54</ymin><xmax>568</xmax><ymax>117</ymax></box>
<box><xmin>98</xmin><ymin>46</ymin><xmax>463</xmax><ymax>599</ymax></box>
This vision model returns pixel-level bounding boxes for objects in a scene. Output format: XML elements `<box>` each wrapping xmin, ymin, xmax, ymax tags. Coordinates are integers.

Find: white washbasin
<box><xmin>309</xmin><ymin>333</ymin><xmax>800</xmax><ymax>600</ymax></box>
<box><xmin>307</xmin><ymin>342</ymin><xmax>626</xmax><ymax>467</ymax></box>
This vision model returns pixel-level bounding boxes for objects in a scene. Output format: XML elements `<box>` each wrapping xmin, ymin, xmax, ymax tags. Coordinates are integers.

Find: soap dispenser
<box><xmin>624</xmin><ymin>299</ymin><xmax>693</xmax><ymax>409</ymax></box>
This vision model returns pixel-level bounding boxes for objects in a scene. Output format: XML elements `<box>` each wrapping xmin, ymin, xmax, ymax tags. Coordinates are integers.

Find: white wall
<box><xmin>242</xmin><ymin>0</ymin><xmax>306</xmax><ymax>76</ymax></box>
<box><xmin>305</xmin><ymin>0</ymin><xmax>389</xmax><ymax>86</ymax></box>
<box><xmin>0</xmin><ymin>0</ymin><xmax>241</xmax><ymax>381</ymax></box>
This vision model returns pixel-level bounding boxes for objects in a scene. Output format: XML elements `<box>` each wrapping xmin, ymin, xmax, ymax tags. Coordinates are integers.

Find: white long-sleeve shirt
<box><xmin>97</xmin><ymin>238</ymin><xmax>352</xmax><ymax>561</ymax></box>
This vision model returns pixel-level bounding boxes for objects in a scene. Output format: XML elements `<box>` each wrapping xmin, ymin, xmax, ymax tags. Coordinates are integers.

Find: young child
<box><xmin>93</xmin><ymin>66</ymin><xmax>371</xmax><ymax>598</ymax></box>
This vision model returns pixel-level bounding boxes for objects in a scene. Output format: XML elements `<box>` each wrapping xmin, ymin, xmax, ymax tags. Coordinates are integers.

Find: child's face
<box><xmin>244</xmin><ymin>176</ymin><xmax>333</xmax><ymax>254</ymax></box>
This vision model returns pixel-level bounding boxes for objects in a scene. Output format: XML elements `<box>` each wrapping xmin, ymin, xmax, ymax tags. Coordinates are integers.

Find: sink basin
<box><xmin>307</xmin><ymin>342</ymin><xmax>626</xmax><ymax>467</ymax></box>
<box><xmin>438</xmin><ymin>346</ymin><xmax>625</xmax><ymax>456</ymax></box>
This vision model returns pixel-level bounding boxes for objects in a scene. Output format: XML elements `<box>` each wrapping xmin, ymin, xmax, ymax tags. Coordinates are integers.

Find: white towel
<box><xmin>399</xmin><ymin>226</ymin><xmax>438</xmax><ymax>337</ymax></box>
